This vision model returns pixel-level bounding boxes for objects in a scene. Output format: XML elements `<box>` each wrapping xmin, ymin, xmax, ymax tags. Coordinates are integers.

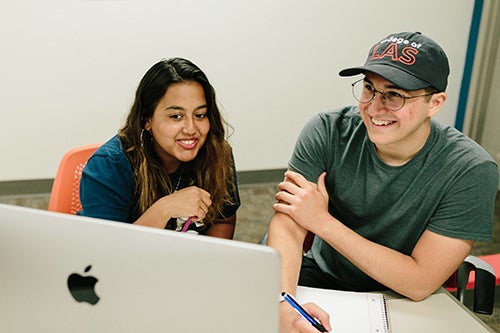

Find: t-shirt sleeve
<box><xmin>288</xmin><ymin>113</ymin><xmax>332</xmax><ymax>184</ymax></box>
<box><xmin>78</xmin><ymin>151</ymin><xmax>135</xmax><ymax>223</ymax></box>
<box><xmin>427</xmin><ymin>160</ymin><xmax>498</xmax><ymax>242</ymax></box>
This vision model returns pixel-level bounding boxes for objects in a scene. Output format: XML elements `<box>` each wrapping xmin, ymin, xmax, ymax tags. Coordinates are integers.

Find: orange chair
<box><xmin>48</xmin><ymin>144</ymin><xmax>101</xmax><ymax>214</ymax></box>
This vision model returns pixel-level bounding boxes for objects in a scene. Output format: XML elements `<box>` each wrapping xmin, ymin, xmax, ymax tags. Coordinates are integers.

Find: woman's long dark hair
<box><xmin>119</xmin><ymin>57</ymin><xmax>235</xmax><ymax>223</ymax></box>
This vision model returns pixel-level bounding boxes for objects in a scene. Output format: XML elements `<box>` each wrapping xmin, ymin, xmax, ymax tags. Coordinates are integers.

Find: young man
<box><xmin>268</xmin><ymin>32</ymin><xmax>498</xmax><ymax>333</ymax></box>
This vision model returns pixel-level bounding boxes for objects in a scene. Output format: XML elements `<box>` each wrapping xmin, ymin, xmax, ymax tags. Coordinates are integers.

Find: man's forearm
<box><xmin>268</xmin><ymin>212</ymin><xmax>308</xmax><ymax>295</ymax></box>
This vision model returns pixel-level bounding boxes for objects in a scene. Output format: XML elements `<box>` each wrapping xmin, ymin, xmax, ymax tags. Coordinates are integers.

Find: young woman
<box><xmin>79</xmin><ymin>58</ymin><xmax>240</xmax><ymax>239</ymax></box>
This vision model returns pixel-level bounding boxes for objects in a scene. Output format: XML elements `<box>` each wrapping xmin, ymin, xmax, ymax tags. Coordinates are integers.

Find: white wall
<box><xmin>478</xmin><ymin>42</ymin><xmax>500</xmax><ymax>168</ymax></box>
<box><xmin>0</xmin><ymin>0</ymin><xmax>475</xmax><ymax>181</ymax></box>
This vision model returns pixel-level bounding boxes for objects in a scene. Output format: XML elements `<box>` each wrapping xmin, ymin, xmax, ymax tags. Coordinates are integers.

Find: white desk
<box><xmin>385</xmin><ymin>288</ymin><xmax>494</xmax><ymax>333</ymax></box>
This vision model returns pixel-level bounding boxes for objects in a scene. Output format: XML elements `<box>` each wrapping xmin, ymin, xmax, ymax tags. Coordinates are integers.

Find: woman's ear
<box><xmin>428</xmin><ymin>92</ymin><xmax>447</xmax><ymax>117</ymax></box>
<box><xmin>144</xmin><ymin>118</ymin><xmax>152</xmax><ymax>131</ymax></box>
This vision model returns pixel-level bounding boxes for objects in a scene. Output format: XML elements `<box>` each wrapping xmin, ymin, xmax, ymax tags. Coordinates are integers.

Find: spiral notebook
<box><xmin>296</xmin><ymin>286</ymin><xmax>390</xmax><ymax>333</ymax></box>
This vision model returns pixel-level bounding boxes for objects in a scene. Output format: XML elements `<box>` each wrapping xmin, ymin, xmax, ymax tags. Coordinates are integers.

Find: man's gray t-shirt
<box><xmin>289</xmin><ymin>106</ymin><xmax>498</xmax><ymax>291</ymax></box>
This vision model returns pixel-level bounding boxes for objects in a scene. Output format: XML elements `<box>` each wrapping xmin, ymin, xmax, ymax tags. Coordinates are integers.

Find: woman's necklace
<box><xmin>172</xmin><ymin>167</ymin><xmax>203</xmax><ymax>233</ymax></box>
<box><xmin>173</xmin><ymin>167</ymin><xmax>189</xmax><ymax>231</ymax></box>
<box><xmin>173</xmin><ymin>167</ymin><xmax>183</xmax><ymax>192</ymax></box>
<box><xmin>174</xmin><ymin>174</ymin><xmax>182</xmax><ymax>192</ymax></box>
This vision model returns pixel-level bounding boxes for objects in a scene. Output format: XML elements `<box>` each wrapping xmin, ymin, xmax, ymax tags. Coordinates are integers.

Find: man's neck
<box><xmin>375</xmin><ymin>125</ymin><xmax>431</xmax><ymax>167</ymax></box>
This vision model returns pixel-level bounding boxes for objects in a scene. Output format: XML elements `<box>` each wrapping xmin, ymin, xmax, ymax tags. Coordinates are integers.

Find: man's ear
<box><xmin>428</xmin><ymin>92</ymin><xmax>447</xmax><ymax>117</ymax></box>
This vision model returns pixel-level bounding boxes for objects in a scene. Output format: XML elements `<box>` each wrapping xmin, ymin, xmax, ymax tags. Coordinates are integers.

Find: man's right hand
<box><xmin>280</xmin><ymin>300</ymin><xmax>332</xmax><ymax>333</ymax></box>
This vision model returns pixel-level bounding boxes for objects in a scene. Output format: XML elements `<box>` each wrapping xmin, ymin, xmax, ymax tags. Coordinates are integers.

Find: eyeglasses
<box><xmin>351</xmin><ymin>79</ymin><xmax>435</xmax><ymax>111</ymax></box>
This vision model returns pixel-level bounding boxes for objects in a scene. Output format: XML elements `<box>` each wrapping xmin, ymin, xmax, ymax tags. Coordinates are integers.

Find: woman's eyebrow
<box><xmin>165</xmin><ymin>105</ymin><xmax>184</xmax><ymax>111</ymax></box>
<box><xmin>164</xmin><ymin>104</ymin><xmax>207</xmax><ymax>111</ymax></box>
<box><xmin>195</xmin><ymin>104</ymin><xmax>208</xmax><ymax>111</ymax></box>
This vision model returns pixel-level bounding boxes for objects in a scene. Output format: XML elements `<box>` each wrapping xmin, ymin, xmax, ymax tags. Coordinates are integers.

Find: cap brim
<box><xmin>339</xmin><ymin>64</ymin><xmax>431</xmax><ymax>91</ymax></box>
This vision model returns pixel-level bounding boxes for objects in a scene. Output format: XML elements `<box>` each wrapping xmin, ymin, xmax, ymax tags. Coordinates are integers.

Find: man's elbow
<box><xmin>405</xmin><ymin>285</ymin><xmax>438</xmax><ymax>302</ymax></box>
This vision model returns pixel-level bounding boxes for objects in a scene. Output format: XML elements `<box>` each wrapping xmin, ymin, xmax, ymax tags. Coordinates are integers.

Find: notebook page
<box><xmin>296</xmin><ymin>286</ymin><xmax>390</xmax><ymax>333</ymax></box>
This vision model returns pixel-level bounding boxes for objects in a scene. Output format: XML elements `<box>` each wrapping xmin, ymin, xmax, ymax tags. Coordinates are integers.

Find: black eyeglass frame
<box><xmin>351</xmin><ymin>78</ymin><xmax>436</xmax><ymax>111</ymax></box>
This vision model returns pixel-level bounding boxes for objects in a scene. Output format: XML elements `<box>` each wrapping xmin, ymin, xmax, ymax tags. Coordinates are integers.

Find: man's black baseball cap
<box><xmin>339</xmin><ymin>32</ymin><xmax>449</xmax><ymax>92</ymax></box>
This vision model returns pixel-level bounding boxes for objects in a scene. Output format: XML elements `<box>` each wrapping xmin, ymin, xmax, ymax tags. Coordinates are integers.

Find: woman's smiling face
<box><xmin>145</xmin><ymin>80</ymin><xmax>210</xmax><ymax>173</ymax></box>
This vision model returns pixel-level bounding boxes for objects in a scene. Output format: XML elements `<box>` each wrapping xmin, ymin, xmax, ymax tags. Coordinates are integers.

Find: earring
<box><xmin>140</xmin><ymin>129</ymin><xmax>145</xmax><ymax>148</ymax></box>
<box><xmin>140</xmin><ymin>129</ymin><xmax>152</xmax><ymax>148</ymax></box>
<box><xmin>183</xmin><ymin>128</ymin><xmax>188</xmax><ymax>134</ymax></box>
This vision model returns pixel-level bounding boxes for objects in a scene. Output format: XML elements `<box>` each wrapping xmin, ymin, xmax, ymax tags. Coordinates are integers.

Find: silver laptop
<box><xmin>0</xmin><ymin>203</ymin><xmax>280</xmax><ymax>333</ymax></box>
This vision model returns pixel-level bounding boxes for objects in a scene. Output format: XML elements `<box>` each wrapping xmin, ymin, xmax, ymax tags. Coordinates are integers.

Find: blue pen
<box><xmin>281</xmin><ymin>292</ymin><xmax>328</xmax><ymax>332</ymax></box>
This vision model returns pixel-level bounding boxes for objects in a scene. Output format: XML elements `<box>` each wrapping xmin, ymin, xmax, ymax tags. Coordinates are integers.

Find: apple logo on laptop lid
<box><xmin>67</xmin><ymin>265</ymin><xmax>100</xmax><ymax>305</ymax></box>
